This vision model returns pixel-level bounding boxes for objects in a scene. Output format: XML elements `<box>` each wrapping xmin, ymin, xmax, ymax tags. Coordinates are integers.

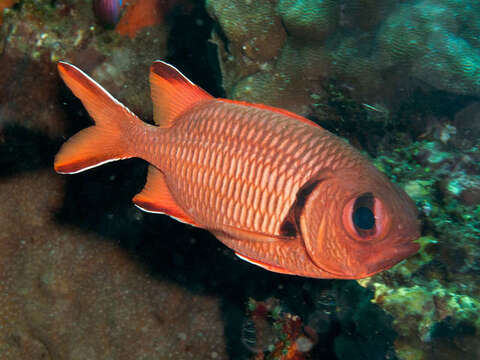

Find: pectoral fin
<box><xmin>214</xmin><ymin>224</ymin><xmax>293</xmax><ymax>243</ymax></box>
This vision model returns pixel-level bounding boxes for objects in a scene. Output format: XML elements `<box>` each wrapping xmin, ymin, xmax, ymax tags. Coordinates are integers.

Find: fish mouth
<box><xmin>312</xmin><ymin>238</ymin><xmax>420</xmax><ymax>280</ymax></box>
<box><xmin>327</xmin><ymin>238</ymin><xmax>420</xmax><ymax>280</ymax></box>
<box><xmin>362</xmin><ymin>239</ymin><xmax>420</xmax><ymax>277</ymax></box>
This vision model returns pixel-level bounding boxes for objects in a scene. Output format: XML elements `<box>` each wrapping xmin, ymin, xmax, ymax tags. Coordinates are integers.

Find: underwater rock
<box><xmin>0</xmin><ymin>53</ymin><xmax>68</xmax><ymax>139</ymax></box>
<box><xmin>277</xmin><ymin>0</ymin><xmax>339</xmax><ymax>41</ymax></box>
<box><xmin>453</xmin><ymin>102</ymin><xmax>480</xmax><ymax>150</ymax></box>
<box><xmin>0</xmin><ymin>170</ymin><xmax>227</xmax><ymax>359</ymax></box>
<box><xmin>459</xmin><ymin>186</ymin><xmax>480</xmax><ymax>207</ymax></box>
<box><xmin>207</xmin><ymin>0</ymin><xmax>285</xmax><ymax>63</ymax></box>
<box><xmin>207</xmin><ymin>0</ymin><xmax>480</xmax><ymax>119</ymax></box>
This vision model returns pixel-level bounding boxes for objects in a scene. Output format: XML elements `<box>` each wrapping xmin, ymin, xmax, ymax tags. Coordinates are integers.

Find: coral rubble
<box><xmin>241</xmin><ymin>298</ymin><xmax>317</xmax><ymax>359</ymax></box>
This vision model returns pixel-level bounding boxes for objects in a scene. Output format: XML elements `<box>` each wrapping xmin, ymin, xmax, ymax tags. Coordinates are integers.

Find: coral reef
<box><xmin>357</xmin><ymin>119</ymin><xmax>480</xmax><ymax>359</ymax></box>
<box><xmin>277</xmin><ymin>0</ymin><xmax>339</xmax><ymax>41</ymax></box>
<box><xmin>241</xmin><ymin>298</ymin><xmax>317</xmax><ymax>359</ymax></box>
<box><xmin>2</xmin><ymin>0</ymin><xmax>479</xmax><ymax>359</ymax></box>
<box><xmin>207</xmin><ymin>0</ymin><xmax>480</xmax><ymax>118</ymax></box>
<box><xmin>238</xmin><ymin>280</ymin><xmax>401</xmax><ymax>360</ymax></box>
<box><xmin>0</xmin><ymin>0</ymin><xmax>168</xmax><ymax>136</ymax></box>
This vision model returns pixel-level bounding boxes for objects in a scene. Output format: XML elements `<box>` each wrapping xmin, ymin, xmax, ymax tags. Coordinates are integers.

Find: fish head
<box><xmin>298</xmin><ymin>166</ymin><xmax>420</xmax><ymax>279</ymax></box>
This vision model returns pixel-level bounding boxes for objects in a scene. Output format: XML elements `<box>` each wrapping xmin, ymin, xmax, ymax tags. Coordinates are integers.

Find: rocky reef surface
<box><xmin>1</xmin><ymin>0</ymin><xmax>479</xmax><ymax>359</ymax></box>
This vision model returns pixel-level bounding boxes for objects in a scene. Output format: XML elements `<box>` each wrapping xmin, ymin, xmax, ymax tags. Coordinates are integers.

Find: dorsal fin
<box><xmin>219</xmin><ymin>99</ymin><xmax>322</xmax><ymax>129</ymax></box>
<box><xmin>149</xmin><ymin>61</ymin><xmax>213</xmax><ymax>128</ymax></box>
<box><xmin>132</xmin><ymin>165</ymin><xmax>200</xmax><ymax>227</ymax></box>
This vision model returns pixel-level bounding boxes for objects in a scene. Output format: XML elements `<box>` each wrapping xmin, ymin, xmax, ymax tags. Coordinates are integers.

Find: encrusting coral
<box><xmin>358</xmin><ymin>132</ymin><xmax>480</xmax><ymax>360</ymax></box>
<box><xmin>207</xmin><ymin>0</ymin><xmax>480</xmax><ymax>118</ymax></box>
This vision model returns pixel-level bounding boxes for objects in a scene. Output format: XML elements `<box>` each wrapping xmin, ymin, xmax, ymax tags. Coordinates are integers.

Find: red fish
<box><xmin>54</xmin><ymin>61</ymin><xmax>420</xmax><ymax>279</ymax></box>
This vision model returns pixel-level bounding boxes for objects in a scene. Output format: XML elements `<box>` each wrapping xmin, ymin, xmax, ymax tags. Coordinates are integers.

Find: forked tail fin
<box><xmin>54</xmin><ymin>62</ymin><xmax>143</xmax><ymax>174</ymax></box>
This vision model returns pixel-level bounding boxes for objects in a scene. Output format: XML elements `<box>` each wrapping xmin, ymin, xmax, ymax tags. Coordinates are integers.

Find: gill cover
<box><xmin>297</xmin><ymin>178</ymin><xmax>343</xmax><ymax>275</ymax></box>
<box><xmin>296</xmin><ymin>174</ymin><xmax>389</xmax><ymax>277</ymax></box>
<box><xmin>296</xmin><ymin>167</ymin><xmax>416</xmax><ymax>279</ymax></box>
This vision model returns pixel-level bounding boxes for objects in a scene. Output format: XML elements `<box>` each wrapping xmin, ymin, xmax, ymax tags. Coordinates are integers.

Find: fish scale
<box><xmin>153</xmin><ymin>100</ymin><xmax>355</xmax><ymax>236</ymax></box>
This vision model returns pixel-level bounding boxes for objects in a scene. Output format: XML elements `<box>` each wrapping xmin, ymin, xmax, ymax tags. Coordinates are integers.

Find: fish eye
<box><xmin>353</xmin><ymin>206</ymin><xmax>375</xmax><ymax>230</ymax></box>
<box><xmin>343</xmin><ymin>193</ymin><xmax>387</xmax><ymax>241</ymax></box>
<box><xmin>352</xmin><ymin>194</ymin><xmax>376</xmax><ymax>237</ymax></box>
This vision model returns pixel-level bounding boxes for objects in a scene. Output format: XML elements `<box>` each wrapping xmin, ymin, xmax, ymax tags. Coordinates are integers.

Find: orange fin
<box><xmin>235</xmin><ymin>252</ymin><xmax>297</xmax><ymax>275</ymax></box>
<box><xmin>55</xmin><ymin>62</ymin><xmax>142</xmax><ymax>174</ymax></box>
<box><xmin>215</xmin><ymin>225</ymin><xmax>293</xmax><ymax>243</ymax></box>
<box><xmin>219</xmin><ymin>98</ymin><xmax>322</xmax><ymax>129</ymax></box>
<box><xmin>133</xmin><ymin>165</ymin><xmax>200</xmax><ymax>227</ymax></box>
<box><xmin>149</xmin><ymin>61</ymin><xmax>213</xmax><ymax>128</ymax></box>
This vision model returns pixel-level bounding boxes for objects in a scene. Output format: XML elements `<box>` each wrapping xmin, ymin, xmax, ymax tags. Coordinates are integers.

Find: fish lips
<box><xmin>362</xmin><ymin>238</ymin><xmax>420</xmax><ymax>277</ymax></box>
<box><xmin>313</xmin><ymin>237</ymin><xmax>420</xmax><ymax>280</ymax></box>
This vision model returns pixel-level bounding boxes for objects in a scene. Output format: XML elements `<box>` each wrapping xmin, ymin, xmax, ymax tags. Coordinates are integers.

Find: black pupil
<box><xmin>353</xmin><ymin>206</ymin><xmax>375</xmax><ymax>230</ymax></box>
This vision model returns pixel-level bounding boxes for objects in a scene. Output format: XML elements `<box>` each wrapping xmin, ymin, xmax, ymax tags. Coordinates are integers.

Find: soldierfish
<box><xmin>54</xmin><ymin>61</ymin><xmax>420</xmax><ymax>279</ymax></box>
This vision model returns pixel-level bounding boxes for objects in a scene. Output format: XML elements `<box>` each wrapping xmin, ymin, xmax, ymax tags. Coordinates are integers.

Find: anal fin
<box><xmin>213</xmin><ymin>231</ymin><xmax>296</xmax><ymax>275</ymax></box>
<box><xmin>235</xmin><ymin>252</ymin><xmax>297</xmax><ymax>275</ymax></box>
<box><xmin>133</xmin><ymin>166</ymin><xmax>200</xmax><ymax>227</ymax></box>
